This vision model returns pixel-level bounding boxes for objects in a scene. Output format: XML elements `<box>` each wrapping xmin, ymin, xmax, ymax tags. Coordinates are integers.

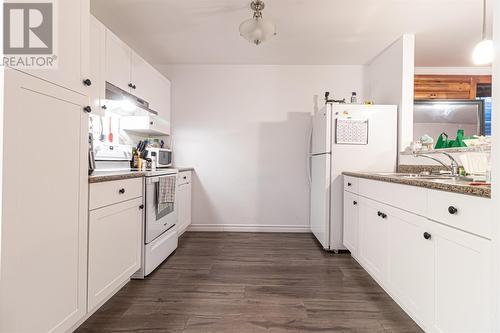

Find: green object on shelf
<box><xmin>434</xmin><ymin>130</ymin><xmax>467</xmax><ymax>149</ymax></box>
<box><xmin>449</xmin><ymin>129</ymin><xmax>466</xmax><ymax>148</ymax></box>
<box><xmin>435</xmin><ymin>132</ymin><xmax>449</xmax><ymax>149</ymax></box>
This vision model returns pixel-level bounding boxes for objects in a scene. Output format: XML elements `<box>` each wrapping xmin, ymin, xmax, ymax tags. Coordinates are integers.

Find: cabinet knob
<box><xmin>150</xmin><ymin>121</ymin><xmax>154</xmax><ymax>125</ymax></box>
<box><xmin>118</xmin><ymin>188</ymin><xmax>125</xmax><ymax>194</ymax></box>
<box><xmin>83</xmin><ymin>78</ymin><xmax>92</xmax><ymax>86</ymax></box>
<box><xmin>101</xmin><ymin>105</ymin><xmax>107</xmax><ymax>110</ymax></box>
<box><xmin>448</xmin><ymin>206</ymin><xmax>458</xmax><ymax>215</ymax></box>
<box><xmin>183</xmin><ymin>176</ymin><xmax>187</xmax><ymax>179</ymax></box>
<box><xmin>83</xmin><ymin>106</ymin><xmax>92</xmax><ymax>113</ymax></box>
<box><xmin>423</xmin><ymin>232</ymin><xmax>432</xmax><ymax>240</ymax></box>
<box><xmin>353</xmin><ymin>201</ymin><xmax>357</xmax><ymax>205</ymax></box>
<box><xmin>128</xmin><ymin>83</ymin><xmax>134</xmax><ymax>88</ymax></box>
<box><xmin>347</xmin><ymin>182</ymin><xmax>352</xmax><ymax>186</ymax></box>
<box><xmin>133</xmin><ymin>85</ymin><xmax>137</xmax><ymax>90</ymax></box>
<box><xmin>139</xmin><ymin>204</ymin><xmax>144</xmax><ymax>210</ymax></box>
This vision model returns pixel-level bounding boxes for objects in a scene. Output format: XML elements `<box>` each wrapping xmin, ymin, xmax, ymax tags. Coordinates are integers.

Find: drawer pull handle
<box><xmin>118</xmin><ymin>188</ymin><xmax>126</xmax><ymax>194</ymax></box>
<box><xmin>347</xmin><ymin>182</ymin><xmax>352</xmax><ymax>186</ymax></box>
<box><xmin>139</xmin><ymin>204</ymin><xmax>144</xmax><ymax>210</ymax></box>
<box><xmin>448</xmin><ymin>206</ymin><xmax>458</xmax><ymax>215</ymax></box>
<box><xmin>423</xmin><ymin>232</ymin><xmax>432</xmax><ymax>240</ymax></box>
<box><xmin>353</xmin><ymin>201</ymin><xmax>357</xmax><ymax>205</ymax></box>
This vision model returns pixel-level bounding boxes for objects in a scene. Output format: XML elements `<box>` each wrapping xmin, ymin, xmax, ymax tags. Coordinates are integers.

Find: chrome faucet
<box><xmin>414</xmin><ymin>152</ymin><xmax>459</xmax><ymax>176</ymax></box>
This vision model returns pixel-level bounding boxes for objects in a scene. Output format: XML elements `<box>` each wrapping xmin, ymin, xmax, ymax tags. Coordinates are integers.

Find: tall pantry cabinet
<box><xmin>0</xmin><ymin>0</ymin><xmax>91</xmax><ymax>332</ymax></box>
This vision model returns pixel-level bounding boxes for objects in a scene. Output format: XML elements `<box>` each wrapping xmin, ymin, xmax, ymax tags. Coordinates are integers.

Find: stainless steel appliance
<box><xmin>146</xmin><ymin>147</ymin><xmax>173</xmax><ymax>168</ymax></box>
<box><xmin>413</xmin><ymin>100</ymin><xmax>485</xmax><ymax>141</ymax></box>
<box><xmin>133</xmin><ymin>168</ymin><xmax>179</xmax><ymax>278</ymax></box>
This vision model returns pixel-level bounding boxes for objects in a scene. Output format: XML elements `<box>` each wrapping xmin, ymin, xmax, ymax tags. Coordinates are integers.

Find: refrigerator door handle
<box><xmin>307</xmin><ymin>124</ymin><xmax>313</xmax><ymax>186</ymax></box>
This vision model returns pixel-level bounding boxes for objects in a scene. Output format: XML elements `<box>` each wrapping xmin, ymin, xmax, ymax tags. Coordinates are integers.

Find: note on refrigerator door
<box><xmin>335</xmin><ymin>118</ymin><xmax>369</xmax><ymax>145</ymax></box>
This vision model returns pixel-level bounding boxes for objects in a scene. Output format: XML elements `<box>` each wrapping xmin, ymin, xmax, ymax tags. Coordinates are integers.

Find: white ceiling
<box><xmin>91</xmin><ymin>0</ymin><xmax>492</xmax><ymax>66</ymax></box>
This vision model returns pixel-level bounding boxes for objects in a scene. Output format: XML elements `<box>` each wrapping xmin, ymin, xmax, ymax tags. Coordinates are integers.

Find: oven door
<box><xmin>145</xmin><ymin>174</ymin><xmax>177</xmax><ymax>243</ymax></box>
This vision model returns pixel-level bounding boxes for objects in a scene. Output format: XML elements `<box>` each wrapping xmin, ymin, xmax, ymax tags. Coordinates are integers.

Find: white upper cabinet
<box><xmin>23</xmin><ymin>0</ymin><xmax>90</xmax><ymax>95</ymax></box>
<box><xmin>89</xmin><ymin>15</ymin><xmax>106</xmax><ymax>116</ymax></box>
<box><xmin>105</xmin><ymin>29</ymin><xmax>131</xmax><ymax>92</ymax></box>
<box><xmin>130</xmin><ymin>50</ymin><xmax>156</xmax><ymax>102</ymax></box>
<box><xmin>149</xmin><ymin>70</ymin><xmax>171</xmax><ymax>121</ymax></box>
<box><xmin>103</xmin><ymin>29</ymin><xmax>171</xmax><ymax>121</ymax></box>
<box><xmin>130</xmin><ymin>50</ymin><xmax>171</xmax><ymax>120</ymax></box>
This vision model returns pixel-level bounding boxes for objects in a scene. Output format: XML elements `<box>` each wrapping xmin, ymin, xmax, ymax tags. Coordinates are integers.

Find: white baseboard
<box><xmin>187</xmin><ymin>224</ymin><xmax>311</xmax><ymax>233</ymax></box>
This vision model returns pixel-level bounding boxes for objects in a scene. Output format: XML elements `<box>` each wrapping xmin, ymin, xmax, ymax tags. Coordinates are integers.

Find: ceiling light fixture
<box><xmin>239</xmin><ymin>0</ymin><xmax>276</xmax><ymax>45</ymax></box>
<box><xmin>472</xmin><ymin>0</ymin><xmax>493</xmax><ymax>65</ymax></box>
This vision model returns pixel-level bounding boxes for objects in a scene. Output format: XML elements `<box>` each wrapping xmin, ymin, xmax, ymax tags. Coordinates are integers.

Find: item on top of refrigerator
<box><xmin>324</xmin><ymin>91</ymin><xmax>346</xmax><ymax>104</ymax></box>
<box><xmin>350</xmin><ymin>92</ymin><xmax>357</xmax><ymax>104</ymax></box>
<box><xmin>364</xmin><ymin>101</ymin><xmax>374</xmax><ymax>105</ymax></box>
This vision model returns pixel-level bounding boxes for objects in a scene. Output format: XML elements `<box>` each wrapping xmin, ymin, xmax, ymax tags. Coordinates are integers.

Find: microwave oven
<box><xmin>146</xmin><ymin>148</ymin><xmax>173</xmax><ymax>168</ymax></box>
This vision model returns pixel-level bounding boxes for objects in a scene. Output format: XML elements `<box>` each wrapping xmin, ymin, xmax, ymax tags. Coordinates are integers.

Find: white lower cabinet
<box><xmin>344</xmin><ymin>176</ymin><xmax>493</xmax><ymax>333</ymax></box>
<box><xmin>342</xmin><ymin>191</ymin><xmax>359</xmax><ymax>256</ymax></box>
<box><xmin>386</xmin><ymin>205</ymin><xmax>434</xmax><ymax>330</ymax></box>
<box><xmin>87</xmin><ymin>182</ymin><xmax>143</xmax><ymax>312</ymax></box>
<box><xmin>431</xmin><ymin>222</ymin><xmax>492</xmax><ymax>333</ymax></box>
<box><xmin>358</xmin><ymin>198</ymin><xmax>389</xmax><ymax>283</ymax></box>
<box><xmin>177</xmin><ymin>171</ymin><xmax>192</xmax><ymax>235</ymax></box>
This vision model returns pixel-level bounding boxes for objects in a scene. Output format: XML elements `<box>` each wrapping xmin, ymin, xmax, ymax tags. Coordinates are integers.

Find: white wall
<box><xmin>160</xmin><ymin>65</ymin><xmax>367</xmax><ymax>232</ymax></box>
<box><xmin>367</xmin><ymin>34</ymin><xmax>415</xmax><ymax>151</ymax></box>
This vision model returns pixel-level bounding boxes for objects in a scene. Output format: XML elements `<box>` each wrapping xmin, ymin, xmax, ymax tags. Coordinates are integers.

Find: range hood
<box><xmin>105</xmin><ymin>82</ymin><xmax>158</xmax><ymax>116</ymax></box>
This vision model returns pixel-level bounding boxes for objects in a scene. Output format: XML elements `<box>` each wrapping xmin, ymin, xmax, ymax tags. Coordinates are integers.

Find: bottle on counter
<box><xmin>350</xmin><ymin>92</ymin><xmax>357</xmax><ymax>104</ymax></box>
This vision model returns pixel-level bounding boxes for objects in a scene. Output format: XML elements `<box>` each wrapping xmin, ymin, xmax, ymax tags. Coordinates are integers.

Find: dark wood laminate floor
<box><xmin>76</xmin><ymin>232</ymin><xmax>423</xmax><ymax>333</ymax></box>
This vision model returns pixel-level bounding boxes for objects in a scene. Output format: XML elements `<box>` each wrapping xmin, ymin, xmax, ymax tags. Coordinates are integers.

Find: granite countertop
<box><xmin>89</xmin><ymin>170</ymin><xmax>146</xmax><ymax>183</ymax></box>
<box><xmin>343</xmin><ymin>172</ymin><xmax>491</xmax><ymax>198</ymax></box>
<box><xmin>89</xmin><ymin>167</ymin><xmax>194</xmax><ymax>184</ymax></box>
<box><xmin>176</xmin><ymin>167</ymin><xmax>195</xmax><ymax>172</ymax></box>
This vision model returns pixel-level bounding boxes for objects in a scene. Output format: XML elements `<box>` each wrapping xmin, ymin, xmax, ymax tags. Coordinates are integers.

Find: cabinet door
<box><xmin>177</xmin><ymin>183</ymin><xmax>192</xmax><ymax>235</ymax></box>
<box><xmin>358</xmin><ymin>198</ymin><xmax>389</xmax><ymax>283</ymax></box>
<box><xmin>150</xmin><ymin>72</ymin><xmax>171</xmax><ymax>121</ymax></box>
<box><xmin>24</xmin><ymin>0</ymin><xmax>90</xmax><ymax>95</ymax></box>
<box><xmin>130</xmin><ymin>50</ymin><xmax>156</xmax><ymax>102</ymax></box>
<box><xmin>387</xmin><ymin>207</ymin><xmax>434</xmax><ymax>330</ymax></box>
<box><xmin>343</xmin><ymin>191</ymin><xmax>359</xmax><ymax>257</ymax></box>
<box><xmin>88</xmin><ymin>198</ymin><xmax>143</xmax><ymax>311</ymax></box>
<box><xmin>431</xmin><ymin>223</ymin><xmax>492</xmax><ymax>333</ymax></box>
<box><xmin>0</xmin><ymin>68</ymin><xmax>88</xmax><ymax>332</ymax></box>
<box><xmin>105</xmin><ymin>28</ymin><xmax>131</xmax><ymax>92</ymax></box>
<box><xmin>89</xmin><ymin>15</ymin><xmax>106</xmax><ymax>116</ymax></box>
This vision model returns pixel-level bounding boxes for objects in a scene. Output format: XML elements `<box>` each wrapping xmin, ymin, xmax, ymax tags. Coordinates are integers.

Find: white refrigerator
<box><xmin>309</xmin><ymin>103</ymin><xmax>398</xmax><ymax>251</ymax></box>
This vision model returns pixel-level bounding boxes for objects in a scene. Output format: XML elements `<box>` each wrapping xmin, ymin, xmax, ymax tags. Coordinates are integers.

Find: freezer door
<box><xmin>311</xmin><ymin>106</ymin><xmax>332</xmax><ymax>155</ymax></box>
<box><xmin>310</xmin><ymin>154</ymin><xmax>331</xmax><ymax>249</ymax></box>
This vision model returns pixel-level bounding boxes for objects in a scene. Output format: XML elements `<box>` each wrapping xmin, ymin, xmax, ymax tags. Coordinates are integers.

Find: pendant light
<box><xmin>472</xmin><ymin>0</ymin><xmax>493</xmax><ymax>65</ymax></box>
<box><xmin>239</xmin><ymin>1</ymin><xmax>276</xmax><ymax>45</ymax></box>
